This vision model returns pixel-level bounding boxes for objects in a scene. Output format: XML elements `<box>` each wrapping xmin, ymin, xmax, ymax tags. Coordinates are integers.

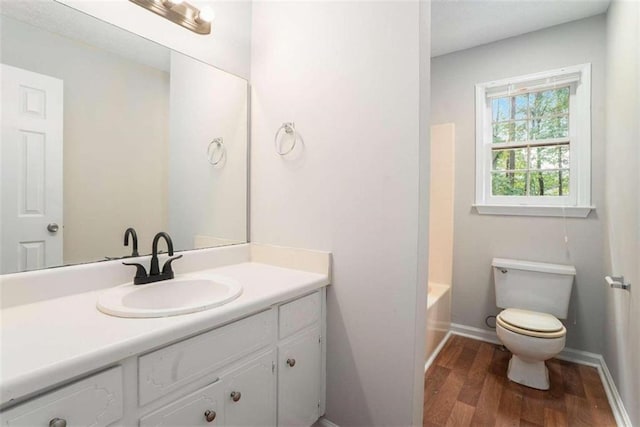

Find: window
<box><xmin>474</xmin><ymin>64</ymin><xmax>593</xmax><ymax>217</ymax></box>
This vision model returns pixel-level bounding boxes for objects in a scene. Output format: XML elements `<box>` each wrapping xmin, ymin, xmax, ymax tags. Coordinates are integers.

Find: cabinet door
<box><xmin>140</xmin><ymin>380</ymin><xmax>224</xmax><ymax>427</ymax></box>
<box><xmin>277</xmin><ymin>327</ymin><xmax>321</xmax><ymax>427</ymax></box>
<box><xmin>223</xmin><ymin>351</ymin><xmax>276</xmax><ymax>427</ymax></box>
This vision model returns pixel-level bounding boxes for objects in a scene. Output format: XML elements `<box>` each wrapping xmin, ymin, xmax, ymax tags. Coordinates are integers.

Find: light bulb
<box><xmin>196</xmin><ymin>6</ymin><xmax>215</xmax><ymax>23</ymax></box>
<box><xmin>163</xmin><ymin>0</ymin><xmax>183</xmax><ymax>7</ymax></box>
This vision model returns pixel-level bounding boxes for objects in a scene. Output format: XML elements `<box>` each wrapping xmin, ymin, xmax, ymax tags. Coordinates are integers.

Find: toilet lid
<box><xmin>497</xmin><ymin>308</ymin><xmax>566</xmax><ymax>338</ymax></box>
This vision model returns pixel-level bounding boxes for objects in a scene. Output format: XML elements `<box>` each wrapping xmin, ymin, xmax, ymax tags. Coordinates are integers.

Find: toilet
<box><xmin>492</xmin><ymin>258</ymin><xmax>576</xmax><ymax>390</ymax></box>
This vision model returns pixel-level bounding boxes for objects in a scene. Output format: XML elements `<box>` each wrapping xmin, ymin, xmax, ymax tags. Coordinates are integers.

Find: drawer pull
<box><xmin>286</xmin><ymin>358</ymin><xmax>296</xmax><ymax>367</ymax></box>
<box><xmin>49</xmin><ymin>419</ymin><xmax>67</xmax><ymax>427</ymax></box>
<box><xmin>230</xmin><ymin>391</ymin><xmax>242</xmax><ymax>402</ymax></box>
<box><xmin>204</xmin><ymin>410</ymin><xmax>217</xmax><ymax>422</ymax></box>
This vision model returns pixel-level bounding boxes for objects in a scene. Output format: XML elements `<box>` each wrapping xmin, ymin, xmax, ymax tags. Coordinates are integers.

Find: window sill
<box><xmin>472</xmin><ymin>204</ymin><xmax>595</xmax><ymax>218</ymax></box>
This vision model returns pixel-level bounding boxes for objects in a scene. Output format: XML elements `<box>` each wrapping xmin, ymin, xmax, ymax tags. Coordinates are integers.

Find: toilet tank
<box><xmin>492</xmin><ymin>258</ymin><xmax>576</xmax><ymax>319</ymax></box>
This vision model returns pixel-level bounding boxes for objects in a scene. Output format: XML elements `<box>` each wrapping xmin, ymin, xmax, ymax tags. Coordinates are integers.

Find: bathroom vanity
<box><xmin>0</xmin><ymin>244</ymin><xmax>330</xmax><ymax>426</ymax></box>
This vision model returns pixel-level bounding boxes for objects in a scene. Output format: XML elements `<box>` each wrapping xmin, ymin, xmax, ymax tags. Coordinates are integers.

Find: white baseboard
<box><xmin>450</xmin><ymin>323</ymin><xmax>501</xmax><ymax>345</ymax></box>
<box><xmin>424</xmin><ymin>331</ymin><xmax>452</xmax><ymax>372</ymax></box>
<box><xmin>449</xmin><ymin>323</ymin><xmax>631</xmax><ymax>426</ymax></box>
<box><xmin>597</xmin><ymin>355</ymin><xmax>633</xmax><ymax>427</ymax></box>
<box><xmin>315</xmin><ymin>417</ymin><xmax>340</xmax><ymax>427</ymax></box>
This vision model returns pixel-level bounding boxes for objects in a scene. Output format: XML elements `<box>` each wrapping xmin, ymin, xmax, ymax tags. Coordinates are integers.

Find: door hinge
<box><xmin>272</xmin><ymin>361</ymin><xmax>275</xmax><ymax>374</ymax></box>
<box><xmin>318</xmin><ymin>335</ymin><xmax>322</xmax><ymax>344</ymax></box>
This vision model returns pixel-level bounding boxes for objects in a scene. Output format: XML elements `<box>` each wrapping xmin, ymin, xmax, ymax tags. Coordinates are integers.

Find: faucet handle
<box><xmin>162</xmin><ymin>255</ymin><xmax>183</xmax><ymax>276</ymax></box>
<box><xmin>122</xmin><ymin>262</ymin><xmax>148</xmax><ymax>280</ymax></box>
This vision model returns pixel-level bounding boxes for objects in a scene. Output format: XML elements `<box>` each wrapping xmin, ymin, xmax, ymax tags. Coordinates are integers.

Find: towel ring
<box><xmin>274</xmin><ymin>122</ymin><xmax>297</xmax><ymax>155</ymax></box>
<box><xmin>207</xmin><ymin>137</ymin><xmax>226</xmax><ymax>166</ymax></box>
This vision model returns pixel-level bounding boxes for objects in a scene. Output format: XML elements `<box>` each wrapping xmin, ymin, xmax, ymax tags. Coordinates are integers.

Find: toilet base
<box><xmin>507</xmin><ymin>355</ymin><xmax>550</xmax><ymax>390</ymax></box>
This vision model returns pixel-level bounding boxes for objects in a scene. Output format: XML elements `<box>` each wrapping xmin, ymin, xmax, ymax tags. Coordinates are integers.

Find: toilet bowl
<box><xmin>496</xmin><ymin>308</ymin><xmax>566</xmax><ymax>390</ymax></box>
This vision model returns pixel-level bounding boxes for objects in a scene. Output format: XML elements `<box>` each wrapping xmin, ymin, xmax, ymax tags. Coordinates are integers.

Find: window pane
<box><xmin>515</xmin><ymin>95</ymin><xmax>528</xmax><ymax>120</ymax></box>
<box><xmin>530</xmin><ymin>145</ymin><xmax>569</xmax><ymax>169</ymax></box>
<box><xmin>529</xmin><ymin>87</ymin><xmax>570</xmax><ymax>117</ymax></box>
<box><xmin>492</xmin><ymin>171</ymin><xmax>527</xmax><ymax>196</ymax></box>
<box><xmin>492</xmin><ymin>122</ymin><xmax>514</xmax><ymax>143</ymax></box>
<box><xmin>492</xmin><ymin>148</ymin><xmax>527</xmax><ymax>171</ymax></box>
<box><xmin>515</xmin><ymin>120</ymin><xmax>528</xmax><ymax>141</ymax></box>
<box><xmin>492</xmin><ymin>97</ymin><xmax>511</xmax><ymax>122</ymax></box>
<box><xmin>529</xmin><ymin>116</ymin><xmax>568</xmax><ymax>140</ymax></box>
<box><xmin>529</xmin><ymin>170</ymin><xmax>570</xmax><ymax>196</ymax></box>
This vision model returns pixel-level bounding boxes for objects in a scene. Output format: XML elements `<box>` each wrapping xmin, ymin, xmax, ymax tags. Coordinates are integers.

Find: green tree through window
<box><xmin>490</xmin><ymin>87</ymin><xmax>570</xmax><ymax>196</ymax></box>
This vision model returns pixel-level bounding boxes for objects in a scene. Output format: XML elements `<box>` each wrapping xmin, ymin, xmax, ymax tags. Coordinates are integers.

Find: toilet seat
<box><xmin>497</xmin><ymin>308</ymin><xmax>566</xmax><ymax>339</ymax></box>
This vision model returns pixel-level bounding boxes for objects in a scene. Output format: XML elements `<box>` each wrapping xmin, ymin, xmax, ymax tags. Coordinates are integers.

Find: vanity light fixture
<box><xmin>129</xmin><ymin>0</ymin><xmax>212</xmax><ymax>35</ymax></box>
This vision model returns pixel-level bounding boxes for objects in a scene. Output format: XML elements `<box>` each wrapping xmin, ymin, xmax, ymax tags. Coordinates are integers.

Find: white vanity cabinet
<box><xmin>138</xmin><ymin>289</ymin><xmax>324</xmax><ymax>427</ymax></box>
<box><xmin>1</xmin><ymin>289</ymin><xmax>326</xmax><ymax>427</ymax></box>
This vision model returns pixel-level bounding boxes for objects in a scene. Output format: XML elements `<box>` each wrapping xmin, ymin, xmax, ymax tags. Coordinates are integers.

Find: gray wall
<box><xmin>431</xmin><ymin>15</ymin><xmax>607</xmax><ymax>353</ymax></box>
<box><xmin>168</xmin><ymin>51</ymin><xmax>248</xmax><ymax>251</ymax></box>
<box><xmin>603</xmin><ymin>0</ymin><xmax>640</xmax><ymax>424</ymax></box>
<box><xmin>250</xmin><ymin>2</ymin><xmax>427</xmax><ymax>425</ymax></box>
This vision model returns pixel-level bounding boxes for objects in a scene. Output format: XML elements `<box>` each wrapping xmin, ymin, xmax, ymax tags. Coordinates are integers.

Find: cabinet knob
<box><xmin>49</xmin><ymin>419</ymin><xmax>67</xmax><ymax>427</ymax></box>
<box><xmin>204</xmin><ymin>409</ymin><xmax>217</xmax><ymax>422</ymax></box>
<box><xmin>286</xmin><ymin>358</ymin><xmax>296</xmax><ymax>367</ymax></box>
<box><xmin>230</xmin><ymin>391</ymin><xmax>242</xmax><ymax>402</ymax></box>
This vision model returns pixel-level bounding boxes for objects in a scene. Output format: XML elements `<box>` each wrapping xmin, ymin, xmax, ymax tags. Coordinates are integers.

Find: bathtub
<box><xmin>425</xmin><ymin>282</ymin><xmax>451</xmax><ymax>364</ymax></box>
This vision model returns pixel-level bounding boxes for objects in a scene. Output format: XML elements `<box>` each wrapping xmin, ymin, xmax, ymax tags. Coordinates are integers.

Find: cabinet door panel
<box><xmin>140</xmin><ymin>380</ymin><xmax>224</xmax><ymax>427</ymax></box>
<box><xmin>223</xmin><ymin>351</ymin><xmax>276</xmax><ymax>427</ymax></box>
<box><xmin>278</xmin><ymin>328</ymin><xmax>321</xmax><ymax>427</ymax></box>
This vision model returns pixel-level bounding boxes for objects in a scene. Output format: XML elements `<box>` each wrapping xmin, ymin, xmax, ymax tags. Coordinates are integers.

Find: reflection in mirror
<box><xmin>0</xmin><ymin>1</ymin><xmax>248</xmax><ymax>274</ymax></box>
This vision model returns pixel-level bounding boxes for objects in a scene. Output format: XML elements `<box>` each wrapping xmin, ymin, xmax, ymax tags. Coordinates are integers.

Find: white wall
<box><xmin>602</xmin><ymin>0</ymin><xmax>640</xmax><ymax>424</ymax></box>
<box><xmin>431</xmin><ymin>16</ymin><xmax>607</xmax><ymax>353</ymax></box>
<box><xmin>168</xmin><ymin>51</ymin><xmax>248</xmax><ymax>251</ymax></box>
<box><xmin>1</xmin><ymin>15</ymin><xmax>169</xmax><ymax>263</ymax></box>
<box><xmin>57</xmin><ymin>0</ymin><xmax>252</xmax><ymax>79</ymax></box>
<box><xmin>250</xmin><ymin>2</ymin><xmax>428</xmax><ymax>425</ymax></box>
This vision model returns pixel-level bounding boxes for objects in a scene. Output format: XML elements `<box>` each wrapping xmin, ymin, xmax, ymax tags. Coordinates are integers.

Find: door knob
<box><xmin>230</xmin><ymin>391</ymin><xmax>241</xmax><ymax>402</ymax></box>
<box><xmin>47</xmin><ymin>223</ymin><xmax>59</xmax><ymax>233</ymax></box>
<box><xmin>286</xmin><ymin>358</ymin><xmax>296</xmax><ymax>367</ymax></box>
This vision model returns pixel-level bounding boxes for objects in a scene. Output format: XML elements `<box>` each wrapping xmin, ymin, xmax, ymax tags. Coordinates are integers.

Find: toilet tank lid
<box><xmin>492</xmin><ymin>258</ymin><xmax>576</xmax><ymax>276</ymax></box>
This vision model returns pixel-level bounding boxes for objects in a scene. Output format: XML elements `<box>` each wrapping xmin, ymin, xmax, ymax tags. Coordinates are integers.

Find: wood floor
<box><xmin>423</xmin><ymin>335</ymin><xmax>617</xmax><ymax>427</ymax></box>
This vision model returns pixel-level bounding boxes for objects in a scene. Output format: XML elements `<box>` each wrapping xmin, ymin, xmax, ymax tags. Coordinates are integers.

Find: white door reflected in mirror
<box><xmin>1</xmin><ymin>64</ymin><xmax>64</xmax><ymax>274</ymax></box>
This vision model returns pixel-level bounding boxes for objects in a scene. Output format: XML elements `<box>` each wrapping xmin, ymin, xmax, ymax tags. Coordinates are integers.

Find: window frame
<box><xmin>474</xmin><ymin>64</ymin><xmax>593</xmax><ymax>217</ymax></box>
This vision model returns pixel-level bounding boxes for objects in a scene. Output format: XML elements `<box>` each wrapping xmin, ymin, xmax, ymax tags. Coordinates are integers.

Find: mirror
<box><xmin>0</xmin><ymin>1</ymin><xmax>248</xmax><ymax>274</ymax></box>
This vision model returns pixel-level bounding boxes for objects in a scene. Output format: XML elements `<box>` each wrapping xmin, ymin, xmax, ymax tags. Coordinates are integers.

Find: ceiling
<box><xmin>1</xmin><ymin>0</ymin><xmax>171</xmax><ymax>72</ymax></box>
<box><xmin>431</xmin><ymin>0</ymin><xmax>611</xmax><ymax>57</ymax></box>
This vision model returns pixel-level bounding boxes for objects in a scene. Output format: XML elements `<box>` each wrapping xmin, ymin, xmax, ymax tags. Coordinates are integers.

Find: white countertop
<box><xmin>0</xmin><ymin>262</ymin><xmax>329</xmax><ymax>406</ymax></box>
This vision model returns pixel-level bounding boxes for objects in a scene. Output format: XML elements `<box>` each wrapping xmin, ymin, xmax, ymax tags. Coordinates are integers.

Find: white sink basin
<box><xmin>97</xmin><ymin>275</ymin><xmax>243</xmax><ymax>318</ymax></box>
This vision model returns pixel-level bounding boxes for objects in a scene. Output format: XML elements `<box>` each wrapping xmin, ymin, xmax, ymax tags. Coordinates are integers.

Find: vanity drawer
<box><xmin>0</xmin><ymin>367</ymin><xmax>123</xmax><ymax>427</ymax></box>
<box><xmin>140</xmin><ymin>380</ymin><xmax>224</xmax><ymax>427</ymax></box>
<box><xmin>279</xmin><ymin>291</ymin><xmax>321</xmax><ymax>339</ymax></box>
<box><xmin>139</xmin><ymin>309</ymin><xmax>276</xmax><ymax>405</ymax></box>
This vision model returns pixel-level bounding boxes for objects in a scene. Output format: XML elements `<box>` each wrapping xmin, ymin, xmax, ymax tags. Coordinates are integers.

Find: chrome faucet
<box><xmin>123</xmin><ymin>232</ymin><xmax>182</xmax><ymax>285</ymax></box>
